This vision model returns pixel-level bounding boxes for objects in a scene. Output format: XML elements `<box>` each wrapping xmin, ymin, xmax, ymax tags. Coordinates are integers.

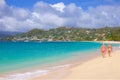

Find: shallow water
<box><xmin>0</xmin><ymin>41</ymin><xmax>120</xmax><ymax>80</ymax></box>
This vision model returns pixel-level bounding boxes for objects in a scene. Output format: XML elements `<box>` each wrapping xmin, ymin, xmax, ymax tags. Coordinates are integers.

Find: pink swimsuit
<box><xmin>101</xmin><ymin>46</ymin><xmax>106</xmax><ymax>53</ymax></box>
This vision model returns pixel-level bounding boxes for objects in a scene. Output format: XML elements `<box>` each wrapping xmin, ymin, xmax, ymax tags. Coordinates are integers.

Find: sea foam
<box><xmin>0</xmin><ymin>64</ymin><xmax>71</xmax><ymax>80</ymax></box>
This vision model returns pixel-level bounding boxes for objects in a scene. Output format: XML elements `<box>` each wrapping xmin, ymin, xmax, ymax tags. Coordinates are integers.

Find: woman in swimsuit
<box><xmin>101</xmin><ymin>43</ymin><xmax>106</xmax><ymax>58</ymax></box>
<box><xmin>108</xmin><ymin>44</ymin><xmax>112</xmax><ymax>57</ymax></box>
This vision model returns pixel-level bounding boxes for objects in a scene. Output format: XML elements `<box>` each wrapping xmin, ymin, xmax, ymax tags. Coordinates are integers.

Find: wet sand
<box><xmin>31</xmin><ymin>50</ymin><xmax>120</xmax><ymax>80</ymax></box>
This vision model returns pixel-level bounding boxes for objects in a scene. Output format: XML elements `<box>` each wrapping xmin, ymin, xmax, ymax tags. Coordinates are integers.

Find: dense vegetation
<box><xmin>0</xmin><ymin>27</ymin><xmax>120</xmax><ymax>41</ymax></box>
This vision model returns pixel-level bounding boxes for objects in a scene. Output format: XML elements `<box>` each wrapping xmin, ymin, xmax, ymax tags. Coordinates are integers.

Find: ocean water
<box><xmin>0</xmin><ymin>42</ymin><xmax>120</xmax><ymax>80</ymax></box>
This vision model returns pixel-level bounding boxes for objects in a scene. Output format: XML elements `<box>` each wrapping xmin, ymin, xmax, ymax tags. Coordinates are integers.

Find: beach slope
<box><xmin>63</xmin><ymin>50</ymin><xmax>120</xmax><ymax>80</ymax></box>
<box><xmin>30</xmin><ymin>50</ymin><xmax>120</xmax><ymax>80</ymax></box>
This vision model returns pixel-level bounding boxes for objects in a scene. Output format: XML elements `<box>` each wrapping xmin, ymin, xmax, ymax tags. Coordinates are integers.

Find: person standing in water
<box><xmin>108</xmin><ymin>44</ymin><xmax>112</xmax><ymax>57</ymax></box>
<box><xmin>101</xmin><ymin>42</ymin><xmax>107</xmax><ymax>58</ymax></box>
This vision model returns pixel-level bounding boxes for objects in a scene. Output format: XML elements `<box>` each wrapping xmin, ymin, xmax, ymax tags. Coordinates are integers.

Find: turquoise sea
<box><xmin>0</xmin><ymin>42</ymin><xmax>120</xmax><ymax>80</ymax></box>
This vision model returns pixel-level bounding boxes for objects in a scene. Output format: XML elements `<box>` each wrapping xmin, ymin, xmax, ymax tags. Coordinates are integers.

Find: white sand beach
<box><xmin>31</xmin><ymin>48</ymin><xmax>120</xmax><ymax>80</ymax></box>
<box><xmin>62</xmin><ymin>50</ymin><xmax>120</xmax><ymax>80</ymax></box>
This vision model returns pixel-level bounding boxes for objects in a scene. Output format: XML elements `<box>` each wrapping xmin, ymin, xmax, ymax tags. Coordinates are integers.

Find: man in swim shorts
<box><xmin>101</xmin><ymin>42</ymin><xmax>106</xmax><ymax>58</ymax></box>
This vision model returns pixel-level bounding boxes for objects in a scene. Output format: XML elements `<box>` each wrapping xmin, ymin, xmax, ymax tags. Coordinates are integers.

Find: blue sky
<box><xmin>0</xmin><ymin>0</ymin><xmax>120</xmax><ymax>32</ymax></box>
<box><xmin>6</xmin><ymin>0</ymin><xmax>120</xmax><ymax>10</ymax></box>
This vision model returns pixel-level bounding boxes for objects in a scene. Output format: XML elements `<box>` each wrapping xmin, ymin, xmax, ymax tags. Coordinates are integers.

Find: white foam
<box><xmin>0</xmin><ymin>70</ymin><xmax>49</xmax><ymax>80</ymax></box>
<box><xmin>0</xmin><ymin>64</ymin><xmax>71</xmax><ymax>80</ymax></box>
<box><xmin>50</xmin><ymin>64</ymin><xmax>71</xmax><ymax>69</ymax></box>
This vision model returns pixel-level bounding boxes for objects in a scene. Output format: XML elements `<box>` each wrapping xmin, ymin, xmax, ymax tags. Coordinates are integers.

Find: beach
<box><xmin>0</xmin><ymin>41</ymin><xmax>120</xmax><ymax>80</ymax></box>
<box><xmin>62</xmin><ymin>50</ymin><xmax>120</xmax><ymax>80</ymax></box>
<box><xmin>31</xmin><ymin>48</ymin><xmax>120</xmax><ymax>80</ymax></box>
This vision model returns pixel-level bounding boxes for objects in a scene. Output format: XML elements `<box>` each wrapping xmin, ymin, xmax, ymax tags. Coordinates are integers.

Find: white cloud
<box><xmin>0</xmin><ymin>1</ymin><xmax>120</xmax><ymax>32</ymax></box>
<box><xmin>50</xmin><ymin>2</ymin><xmax>65</xmax><ymax>12</ymax></box>
<box><xmin>88</xmin><ymin>5</ymin><xmax>120</xmax><ymax>27</ymax></box>
<box><xmin>12</xmin><ymin>7</ymin><xmax>30</xmax><ymax>20</ymax></box>
<box><xmin>0</xmin><ymin>0</ymin><xmax>6</xmax><ymax>9</ymax></box>
<box><xmin>0</xmin><ymin>0</ymin><xmax>7</xmax><ymax>17</ymax></box>
<box><xmin>33</xmin><ymin>1</ymin><xmax>56</xmax><ymax>14</ymax></box>
<box><xmin>0</xmin><ymin>17</ymin><xmax>20</xmax><ymax>31</ymax></box>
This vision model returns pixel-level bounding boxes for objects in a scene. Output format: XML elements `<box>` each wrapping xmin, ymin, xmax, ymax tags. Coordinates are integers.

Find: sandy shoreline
<box><xmin>97</xmin><ymin>41</ymin><xmax>120</xmax><ymax>44</ymax></box>
<box><xmin>1</xmin><ymin>41</ymin><xmax>120</xmax><ymax>80</ymax></box>
<box><xmin>62</xmin><ymin>50</ymin><xmax>120</xmax><ymax>80</ymax></box>
<box><xmin>30</xmin><ymin>49</ymin><xmax>120</xmax><ymax>80</ymax></box>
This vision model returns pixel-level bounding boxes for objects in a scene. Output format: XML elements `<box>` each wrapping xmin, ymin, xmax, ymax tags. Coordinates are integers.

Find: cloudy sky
<box><xmin>0</xmin><ymin>0</ymin><xmax>120</xmax><ymax>32</ymax></box>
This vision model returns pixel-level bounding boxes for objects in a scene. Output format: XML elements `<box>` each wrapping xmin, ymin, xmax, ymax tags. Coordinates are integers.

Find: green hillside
<box><xmin>1</xmin><ymin>27</ymin><xmax>120</xmax><ymax>41</ymax></box>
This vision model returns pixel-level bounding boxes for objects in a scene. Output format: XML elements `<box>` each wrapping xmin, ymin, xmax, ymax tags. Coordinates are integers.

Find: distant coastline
<box><xmin>0</xmin><ymin>27</ymin><xmax>120</xmax><ymax>42</ymax></box>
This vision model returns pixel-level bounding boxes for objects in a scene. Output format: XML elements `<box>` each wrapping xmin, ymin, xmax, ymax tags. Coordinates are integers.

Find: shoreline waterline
<box><xmin>0</xmin><ymin>41</ymin><xmax>120</xmax><ymax>80</ymax></box>
<box><xmin>0</xmin><ymin>50</ymin><xmax>100</xmax><ymax>80</ymax></box>
<box><xmin>30</xmin><ymin>49</ymin><xmax>120</xmax><ymax>80</ymax></box>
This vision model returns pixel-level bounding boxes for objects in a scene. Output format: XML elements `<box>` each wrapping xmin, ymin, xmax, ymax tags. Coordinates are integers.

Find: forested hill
<box><xmin>0</xmin><ymin>27</ymin><xmax>120</xmax><ymax>41</ymax></box>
